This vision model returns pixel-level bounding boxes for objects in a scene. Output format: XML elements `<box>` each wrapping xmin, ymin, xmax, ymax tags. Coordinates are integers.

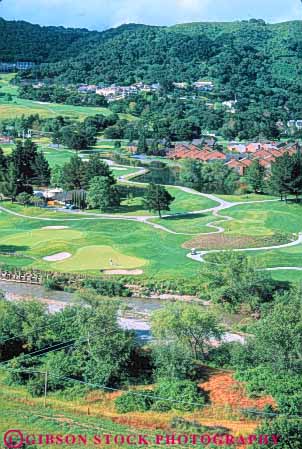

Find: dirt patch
<box><xmin>183</xmin><ymin>234</ymin><xmax>287</xmax><ymax>250</ymax></box>
<box><xmin>43</xmin><ymin>252</ymin><xmax>71</xmax><ymax>262</ymax></box>
<box><xmin>200</xmin><ymin>372</ymin><xmax>276</xmax><ymax>410</ymax></box>
<box><xmin>41</xmin><ymin>226</ymin><xmax>69</xmax><ymax>230</ymax></box>
<box><xmin>103</xmin><ymin>269</ymin><xmax>143</xmax><ymax>275</ymax></box>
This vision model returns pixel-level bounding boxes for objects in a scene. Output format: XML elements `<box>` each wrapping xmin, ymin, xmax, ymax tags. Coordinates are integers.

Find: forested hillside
<box><xmin>9</xmin><ymin>18</ymin><xmax>301</xmax><ymax>89</ymax></box>
<box><xmin>2</xmin><ymin>18</ymin><xmax>302</xmax><ymax>126</ymax></box>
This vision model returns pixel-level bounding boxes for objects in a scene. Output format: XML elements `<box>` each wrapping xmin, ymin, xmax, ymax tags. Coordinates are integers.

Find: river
<box><xmin>0</xmin><ymin>281</ymin><xmax>245</xmax><ymax>344</ymax></box>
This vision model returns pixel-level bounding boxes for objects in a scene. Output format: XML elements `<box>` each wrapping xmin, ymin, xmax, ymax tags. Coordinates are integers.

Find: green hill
<box><xmin>1</xmin><ymin>18</ymin><xmax>302</xmax><ymax>126</ymax></box>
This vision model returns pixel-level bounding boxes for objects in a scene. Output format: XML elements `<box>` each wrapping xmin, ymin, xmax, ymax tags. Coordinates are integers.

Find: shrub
<box><xmin>115</xmin><ymin>380</ymin><xmax>206</xmax><ymax>414</ymax></box>
<box><xmin>152</xmin><ymin>342</ymin><xmax>197</xmax><ymax>381</ymax></box>
<box><xmin>115</xmin><ymin>390</ymin><xmax>154</xmax><ymax>413</ymax></box>
<box><xmin>27</xmin><ymin>377</ymin><xmax>45</xmax><ymax>397</ymax></box>
<box><xmin>152</xmin><ymin>379</ymin><xmax>206</xmax><ymax>412</ymax></box>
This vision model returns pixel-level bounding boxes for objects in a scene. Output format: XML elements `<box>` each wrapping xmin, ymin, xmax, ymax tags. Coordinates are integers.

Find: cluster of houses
<box><xmin>287</xmin><ymin>120</ymin><xmax>302</xmax><ymax>130</ymax></box>
<box><xmin>0</xmin><ymin>61</ymin><xmax>35</xmax><ymax>72</ymax></box>
<box><xmin>78</xmin><ymin>82</ymin><xmax>160</xmax><ymax>101</ymax></box>
<box><xmin>77</xmin><ymin>80</ymin><xmax>214</xmax><ymax>100</ymax></box>
<box><xmin>0</xmin><ymin>135</ymin><xmax>13</xmax><ymax>144</ymax></box>
<box><xmin>167</xmin><ymin>141</ymin><xmax>299</xmax><ymax>176</ymax></box>
<box><xmin>173</xmin><ymin>81</ymin><xmax>214</xmax><ymax>91</ymax></box>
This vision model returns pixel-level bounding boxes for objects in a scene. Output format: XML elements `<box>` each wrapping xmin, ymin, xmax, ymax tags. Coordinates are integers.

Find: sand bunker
<box><xmin>43</xmin><ymin>252</ymin><xmax>71</xmax><ymax>262</ymax></box>
<box><xmin>103</xmin><ymin>269</ymin><xmax>143</xmax><ymax>275</ymax></box>
<box><xmin>42</xmin><ymin>226</ymin><xmax>69</xmax><ymax>230</ymax></box>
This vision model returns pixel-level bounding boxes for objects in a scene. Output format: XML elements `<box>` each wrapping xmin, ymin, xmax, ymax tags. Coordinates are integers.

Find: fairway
<box><xmin>0</xmin><ymin>189</ymin><xmax>301</xmax><ymax>280</ymax></box>
<box><xmin>48</xmin><ymin>245</ymin><xmax>147</xmax><ymax>271</ymax></box>
<box><xmin>0</xmin><ymin>98</ymin><xmax>113</xmax><ymax>120</ymax></box>
<box><xmin>0</xmin><ymin>74</ymin><xmax>134</xmax><ymax>121</ymax></box>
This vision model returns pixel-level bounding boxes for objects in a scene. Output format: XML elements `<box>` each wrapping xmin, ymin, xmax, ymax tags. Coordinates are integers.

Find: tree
<box><xmin>288</xmin><ymin>150</ymin><xmax>302</xmax><ymax>202</ymax></box>
<box><xmin>143</xmin><ymin>183</ymin><xmax>175</xmax><ymax>218</ymax></box>
<box><xmin>151</xmin><ymin>302</ymin><xmax>222</xmax><ymax>359</ymax></box>
<box><xmin>0</xmin><ymin>162</ymin><xmax>30</xmax><ymax>200</ymax></box>
<box><xmin>152</xmin><ymin>342</ymin><xmax>197</xmax><ymax>381</ymax></box>
<box><xmin>84</xmin><ymin>155</ymin><xmax>114</xmax><ymax>189</ymax></box>
<box><xmin>62</xmin><ymin>154</ymin><xmax>86</xmax><ymax>190</ymax></box>
<box><xmin>0</xmin><ymin>147</ymin><xmax>7</xmax><ymax>171</ymax></box>
<box><xmin>137</xmin><ymin>131</ymin><xmax>148</xmax><ymax>154</ymax></box>
<box><xmin>31</xmin><ymin>152</ymin><xmax>51</xmax><ymax>186</ymax></box>
<box><xmin>201</xmin><ymin>252</ymin><xmax>277</xmax><ymax>312</ymax></box>
<box><xmin>16</xmin><ymin>192</ymin><xmax>32</xmax><ymax>206</ymax></box>
<box><xmin>50</xmin><ymin>164</ymin><xmax>64</xmax><ymax>188</ymax></box>
<box><xmin>86</xmin><ymin>176</ymin><xmax>120</xmax><ymax>210</ymax></box>
<box><xmin>180</xmin><ymin>159</ymin><xmax>202</xmax><ymax>190</ymax></box>
<box><xmin>11</xmin><ymin>139</ymin><xmax>38</xmax><ymax>184</ymax></box>
<box><xmin>246</xmin><ymin>160</ymin><xmax>266</xmax><ymax>193</ymax></box>
<box><xmin>248</xmin><ymin>289</ymin><xmax>302</xmax><ymax>373</ymax></box>
<box><xmin>60</xmin><ymin>124</ymin><xmax>96</xmax><ymax>150</ymax></box>
<box><xmin>270</xmin><ymin>153</ymin><xmax>294</xmax><ymax>201</ymax></box>
<box><xmin>76</xmin><ymin>300</ymin><xmax>136</xmax><ymax>387</ymax></box>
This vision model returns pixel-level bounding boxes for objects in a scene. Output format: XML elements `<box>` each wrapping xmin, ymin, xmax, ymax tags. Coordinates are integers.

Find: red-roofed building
<box><xmin>226</xmin><ymin>158</ymin><xmax>252</xmax><ymax>176</ymax></box>
<box><xmin>246</xmin><ymin>143</ymin><xmax>261</xmax><ymax>153</ymax></box>
<box><xmin>203</xmin><ymin>151</ymin><xmax>227</xmax><ymax>161</ymax></box>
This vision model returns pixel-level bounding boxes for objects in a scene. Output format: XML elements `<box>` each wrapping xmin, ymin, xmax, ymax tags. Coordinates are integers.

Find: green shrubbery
<box><xmin>115</xmin><ymin>379</ymin><xmax>206</xmax><ymax>413</ymax></box>
<box><xmin>115</xmin><ymin>390</ymin><xmax>154</xmax><ymax>413</ymax></box>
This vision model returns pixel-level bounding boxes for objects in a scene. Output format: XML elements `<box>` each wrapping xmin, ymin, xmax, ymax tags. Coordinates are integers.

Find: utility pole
<box><xmin>44</xmin><ymin>371</ymin><xmax>48</xmax><ymax>407</ymax></box>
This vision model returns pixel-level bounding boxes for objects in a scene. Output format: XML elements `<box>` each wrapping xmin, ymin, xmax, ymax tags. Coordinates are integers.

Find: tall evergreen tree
<box><xmin>143</xmin><ymin>183</ymin><xmax>175</xmax><ymax>218</ymax></box>
<box><xmin>246</xmin><ymin>160</ymin><xmax>266</xmax><ymax>193</ymax></box>
<box><xmin>11</xmin><ymin>139</ymin><xmax>38</xmax><ymax>184</ymax></box>
<box><xmin>288</xmin><ymin>151</ymin><xmax>302</xmax><ymax>202</ymax></box>
<box><xmin>84</xmin><ymin>155</ymin><xmax>114</xmax><ymax>189</ymax></box>
<box><xmin>137</xmin><ymin>131</ymin><xmax>148</xmax><ymax>154</ymax></box>
<box><xmin>31</xmin><ymin>152</ymin><xmax>51</xmax><ymax>186</ymax></box>
<box><xmin>62</xmin><ymin>154</ymin><xmax>86</xmax><ymax>190</ymax></box>
<box><xmin>270</xmin><ymin>153</ymin><xmax>295</xmax><ymax>201</ymax></box>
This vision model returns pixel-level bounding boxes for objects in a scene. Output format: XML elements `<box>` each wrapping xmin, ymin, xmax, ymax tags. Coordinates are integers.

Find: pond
<box><xmin>136</xmin><ymin>164</ymin><xmax>182</xmax><ymax>186</ymax></box>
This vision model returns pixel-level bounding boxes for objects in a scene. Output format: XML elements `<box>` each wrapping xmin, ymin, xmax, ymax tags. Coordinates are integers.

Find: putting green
<box><xmin>47</xmin><ymin>245</ymin><xmax>147</xmax><ymax>272</ymax></box>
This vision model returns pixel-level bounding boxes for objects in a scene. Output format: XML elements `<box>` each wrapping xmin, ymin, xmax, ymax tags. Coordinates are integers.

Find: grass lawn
<box><xmin>0</xmin><ymin>372</ymin><xmax>149</xmax><ymax>449</ymax></box>
<box><xmin>0</xmin><ymin>74</ymin><xmax>135</xmax><ymax>121</ymax></box>
<box><xmin>89</xmin><ymin>187</ymin><xmax>219</xmax><ymax>217</ymax></box>
<box><xmin>223</xmin><ymin>201</ymin><xmax>302</xmax><ymax>237</ymax></box>
<box><xmin>0</xmin><ymin>205</ymin><xmax>198</xmax><ymax>278</ymax></box>
<box><xmin>167</xmin><ymin>187</ymin><xmax>218</xmax><ymax>213</ymax></box>
<box><xmin>151</xmin><ymin>213</ymin><xmax>216</xmax><ymax>234</ymax></box>
<box><xmin>219</xmin><ymin>194</ymin><xmax>278</xmax><ymax>202</ymax></box>
<box><xmin>0</xmin><ymin>370</ymin><xmax>263</xmax><ymax>444</ymax></box>
<box><xmin>0</xmin><ymin>73</ymin><xmax>19</xmax><ymax>95</ymax></box>
<box><xmin>0</xmin><ymin>97</ymin><xmax>115</xmax><ymax>120</ymax></box>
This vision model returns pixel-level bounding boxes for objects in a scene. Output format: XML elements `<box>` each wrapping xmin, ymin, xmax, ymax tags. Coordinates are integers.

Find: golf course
<box><xmin>1</xmin><ymin>174</ymin><xmax>302</xmax><ymax>281</ymax></box>
<box><xmin>1</xmin><ymin>72</ymin><xmax>302</xmax><ymax>282</ymax></box>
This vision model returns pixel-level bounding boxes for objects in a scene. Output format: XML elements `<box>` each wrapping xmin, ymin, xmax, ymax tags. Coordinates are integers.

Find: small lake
<box><xmin>136</xmin><ymin>164</ymin><xmax>182</xmax><ymax>186</ymax></box>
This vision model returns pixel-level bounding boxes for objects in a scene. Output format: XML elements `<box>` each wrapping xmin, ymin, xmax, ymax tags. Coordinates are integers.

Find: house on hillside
<box><xmin>226</xmin><ymin>158</ymin><xmax>252</xmax><ymax>176</ymax></box>
<box><xmin>127</xmin><ymin>143</ymin><xmax>138</xmax><ymax>154</ymax></box>
<box><xmin>193</xmin><ymin>81</ymin><xmax>214</xmax><ymax>91</ymax></box>
<box><xmin>0</xmin><ymin>135</ymin><xmax>13</xmax><ymax>144</ymax></box>
<box><xmin>227</xmin><ymin>143</ymin><xmax>247</xmax><ymax>154</ymax></box>
<box><xmin>246</xmin><ymin>143</ymin><xmax>262</xmax><ymax>153</ymax></box>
